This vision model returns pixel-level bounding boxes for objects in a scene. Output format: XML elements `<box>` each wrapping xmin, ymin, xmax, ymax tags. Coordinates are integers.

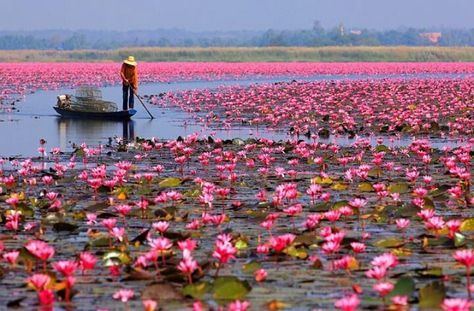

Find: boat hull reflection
<box><xmin>57</xmin><ymin>118</ymin><xmax>135</xmax><ymax>150</ymax></box>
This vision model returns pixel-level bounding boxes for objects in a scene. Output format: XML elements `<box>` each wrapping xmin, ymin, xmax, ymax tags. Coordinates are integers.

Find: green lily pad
<box><xmin>386</xmin><ymin>277</ymin><xmax>415</xmax><ymax>299</ymax></box>
<box><xmin>242</xmin><ymin>261</ymin><xmax>262</xmax><ymax>273</ymax></box>
<box><xmin>312</xmin><ymin>176</ymin><xmax>333</xmax><ymax>185</ymax></box>
<box><xmin>374</xmin><ymin>238</ymin><xmax>405</xmax><ymax>248</ymax></box>
<box><xmin>460</xmin><ymin>218</ymin><xmax>474</xmax><ymax>232</ymax></box>
<box><xmin>212</xmin><ymin>276</ymin><xmax>251</xmax><ymax>300</ymax></box>
<box><xmin>419</xmin><ymin>281</ymin><xmax>445</xmax><ymax>308</ymax></box>
<box><xmin>415</xmin><ymin>267</ymin><xmax>443</xmax><ymax>278</ymax></box>
<box><xmin>103</xmin><ymin>251</ymin><xmax>131</xmax><ymax>266</ymax></box>
<box><xmin>332</xmin><ymin>200</ymin><xmax>349</xmax><ymax>210</ymax></box>
<box><xmin>331</xmin><ymin>182</ymin><xmax>349</xmax><ymax>191</ymax></box>
<box><xmin>235</xmin><ymin>239</ymin><xmax>248</xmax><ymax>251</ymax></box>
<box><xmin>358</xmin><ymin>182</ymin><xmax>374</xmax><ymax>192</ymax></box>
<box><xmin>284</xmin><ymin>246</ymin><xmax>308</xmax><ymax>259</ymax></box>
<box><xmin>454</xmin><ymin>232</ymin><xmax>467</xmax><ymax>247</ymax></box>
<box><xmin>159</xmin><ymin>177</ymin><xmax>182</xmax><ymax>188</ymax></box>
<box><xmin>183</xmin><ymin>189</ymin><xmax>202</xmax><ymax>198</ymax></box>
<box><xmin>368</xmin><ymin>168</ymin><xmax>382</xmax><ymax>178</ymax></box>
<box><xmin>375</xmin><ymin>145</ymin><xmax>390</xmax><ymax>152</ymax></box>
<box><xmin>423</xmin><ymin>197</ymin><xmax>435</xmax><ymax>209</ymax></box>
<box><xmin>17</xmin><ymin>204</ymin><xmax>34</xmax><ymax>217</ymax></box>
<box><xmin>90</xmin><ymin>235</ymin><xmax>110</xmax><ymax>247</ymax></box>
<box><xmin>182</xmin><ymin>282</ymin><xmax>211</xmax><ymax>299</ymax></box>
<box><xmin>388</xmin><ymin>182</ymin><xmax>410</xmax><ymax>194</ymax></box>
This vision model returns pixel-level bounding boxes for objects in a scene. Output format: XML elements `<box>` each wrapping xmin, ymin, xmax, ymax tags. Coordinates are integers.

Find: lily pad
<box><xmin>415</xmin><ymin>267</ymin><xmax>443</xmax><ymax>278</ymax></box>
<box><xmin>454</xmin><ymin>232</ymin><xmax>466</xmax><ymax>247</ymax></box>
<box><xmin>242</xmin><ymin>261</ymin><xmax>262</xmax><ymax>273</ymax></box>
<box><xmin>374</xmin><ymin>238</ymin><xmax>405</xmax><ymax>248</ymax></box>
<box><xmin>284</xmin><ymin>246</ymin><xmax>308</xmax><ymax>259</ymax></box>
<box><xmin>235</xmin><ymin>239</ymin><xmax>248</xmax><ymax>251</ymax></box>
<box><xmin>388</xmin><ymin>182</ymin><xmax>410</xmax><ymax>194</ymax></box>
<box><xmin>312</xmin><ymin>176</ymin><xmax>333</xmax><ymax>185</ymax></box>
<box><xmin>331</xmin><ymin>182</ymin><xmax>349</xmax><ymax>191</ymax></box>
<box><xmin>159</xmin><ymin>177</ymin><xmax>182</xmax><ymax>188</ymax></box>
<box><xmin>419</xmin><ymin>281</ymin><xmax>445</xmax><ymax>309</ymax></box>
<box><xmin>212</xmin><ymin>276</ymin><xmax>251</xmax><ymax>300</ymax></box>
<box><xmin>375</xmin><ymin>145</ymin><xmax>390</xmax><ymax>152</ymax></box>
<box><xmin>89</xmin><ymin>235</ymin><xmax>110</xmax><ymax>247</ymax></box>
<box><xmin>460</xmin><ymin>218</ymin><xmax>474</xmax><ymax>232</ymax></box>
<box><xmin>17</xmin><ymin>204</ymin><xmax>34</xmax><ymax>217</ymax></box>
<box><xmin>386</xmin><ymin>277</ymin><xmax>415</xmax><ymax>299</ymax></box>
<box><xmin>368</xmin><ymin>168</ymin><xmax>382</xmax><ymax>178</ymax></box>
<box><xmin>358</xmin><ymin>182</ymin><xmax>374</xmax><ymax>192</ymax></box>
<box><xmin>102</xmin><ymin>251</ymin><xmax>131</xmax><ymax>266</ymax></box>
<box><xmin>182</xmin><ymin>282</ymin><xmax>211</xmax><ymax>299</ymax></box>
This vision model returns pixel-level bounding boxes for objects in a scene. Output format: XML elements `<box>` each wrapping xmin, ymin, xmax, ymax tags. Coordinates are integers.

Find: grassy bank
<box><xmin>1</xmin><ymin>46</ymin><xmax>474</xmax><ymax>62</ymax></box>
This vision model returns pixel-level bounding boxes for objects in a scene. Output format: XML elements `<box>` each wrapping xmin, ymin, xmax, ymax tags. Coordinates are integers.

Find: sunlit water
<box><xmin>0</xmin><ymin>73</ymin><xmax>469</xmax><ymax>156</ymax></box>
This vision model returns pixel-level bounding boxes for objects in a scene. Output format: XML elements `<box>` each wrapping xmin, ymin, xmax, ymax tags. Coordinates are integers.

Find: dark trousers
<box><xmin>122</xmin><ymin>84</ymin><xmax>135</xmax><ymax>110</ymax></box>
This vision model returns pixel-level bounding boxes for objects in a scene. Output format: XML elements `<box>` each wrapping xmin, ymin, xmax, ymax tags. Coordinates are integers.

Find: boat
<box><xmin>54</xmin><ymin>86</ymin><xmax>136</xmax><ymax>120</ymax></box>
<box><xmin>54</xmin><ymin>107</ymin><xmax>137</xmax><ymax>120</ymax></box>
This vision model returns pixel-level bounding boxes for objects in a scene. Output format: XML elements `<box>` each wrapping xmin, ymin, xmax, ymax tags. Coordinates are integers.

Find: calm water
<box><xmin>0</xmin><ymin>73</ymin><xmax>467</xmax><ymax>157</ymax></box>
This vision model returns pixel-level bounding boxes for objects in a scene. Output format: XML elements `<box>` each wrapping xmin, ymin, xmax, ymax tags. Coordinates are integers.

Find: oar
<box><xmin>133</xmin><ymin>91</ymin><xmax>155</xmax><ymax>119</ymax></box>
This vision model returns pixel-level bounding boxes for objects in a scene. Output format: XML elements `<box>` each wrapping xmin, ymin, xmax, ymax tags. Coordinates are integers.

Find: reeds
<box><xmin>1</xmin><ymin>46</ymin><xmax>474</xmax><ymax>62</ymax></box>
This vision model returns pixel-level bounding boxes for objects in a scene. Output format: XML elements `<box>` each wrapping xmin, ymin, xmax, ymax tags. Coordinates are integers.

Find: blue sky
<box><xmin>2</xmin><ymin>0</ymin><xmax>473</xmax><ymax>31</ymax></box>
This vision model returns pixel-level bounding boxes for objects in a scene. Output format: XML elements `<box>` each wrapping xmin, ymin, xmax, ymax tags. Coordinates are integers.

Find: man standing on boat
<box><xmin>120</xmin><ymin>56</ymin><xmax>138</xmax><ymax>111</ymax></box>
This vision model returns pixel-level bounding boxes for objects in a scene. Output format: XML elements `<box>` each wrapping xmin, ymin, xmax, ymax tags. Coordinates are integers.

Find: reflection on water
<box><xmin>122</xmin><ymin>120</ymin><xmax>135</xmax><ymax>142</ymax></box>
<box><xmin>56</xmin><ymin>118</ymin><xmax>136</xmax><ymax>150</ymax></box>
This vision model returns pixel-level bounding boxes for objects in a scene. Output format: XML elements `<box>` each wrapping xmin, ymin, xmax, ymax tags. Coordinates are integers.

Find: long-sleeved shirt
<box><xmin>120</xmin><ymin>64</ymin><xmax>139</xmax><ymax>89</ymax></box>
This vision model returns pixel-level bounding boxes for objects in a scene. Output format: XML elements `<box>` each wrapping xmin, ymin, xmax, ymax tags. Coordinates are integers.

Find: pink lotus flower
<box><xmin>395</xmin><ymin>218</ymin><xmax>410</xmax><ymax>230</ymax></box>
<box><xmin>453</xmin><ymin>249</ymin><xmax>474</xmax><ymax>298</ymax></box>
<box><xmin>177</xmin><ymin>256</ymin><xmax>199</xmax><ymax>284</ymax></box>
<box><xmin>334</xmin><ymin>294</ymin><xmax>360</xmax><ymax>311</ymax></box>
<box><xmin>38</xmin><ymin>289</ymin><xmax>54</xmax><ymax>306</ymax></box>
<box><xmin>25</xmin><ymin>240</ymin><xmax>55</xmax><ymax>262</ymax></box>
<box><xmin>102</xmin><ymin>218</ymin><xmax>118</xmax><ymax>230</ymax></box>
<box><xmin>111</xmin><ymin>227</ymin><xmax>126</xmax><ymax>242</ymax></box>
<box><xmin>113</xmin><ymin>288</ymin><xmax>134</xmax><ymax>302</ymax></box>
<box><xmin>228</xmin><ymin>300</ymin><xmax>250</xmax><ymax>311</ymax></box>
<box><xmin>391</xmin><ymin>295</ymin><xmax>408</xmax><ymax>306</ymax></box>
<box><xmin>365</xmin><ymin>266</ymin><xmax>387</xmax><ymax>280</ymax></box>
<box><xmin>52</xmin><ymin>260</ymin><xmax>78</xmax><ymax>276</ymax></box>
<box><xmin>453</xmin><ymin>249</ymin><xmax>474</xmax><ymax>267</ymax></box>
<box><xmin>371</xmin><ymin>253</ymin><xmax>398</xmax><ymax>269</ymax></box>
<box><xmin>349</xmin><ymin>198</ymin><xmax>367</xmax><ymax>209</ymax></box>
<box><xmin>213</xmin><ymin>234</ymin><xmax>237</xmax><ymax>264</ymax></box>
<box><xmin>27</xmin><ymin>273</ymin><xmax>51</xmax><ymax>291</ymax></box>
<box><xmin>3</xmin><ymin>251</ymin><xmax>19</xmax><ymax>265</ymax></box>
<box><xmin>152</xmin><ymin>221</ymin><xmax>170</xmax><ymax>234</ymax></box>
<box><xmin>254</xmin><ymin>268</ymin><xmax>267</xmax><ymax>282</ymax></box>
<box><xmin>79</xmin><ymin>252</ymin><xmax>97</xmax><ymax>272</ymax></box>
<box><xmin>350</xmin><ymin>242</ymin><xmax>366</xmax><ymax>253</ymax></box>
<box><xmin>441</xmin><ymin>298</ymin><xmax>472</xmax><ymax>311</ymax></box>
<box><xmin>373</xmin><ymin>282</ymin><xmax>394</xmax><ymax>297</ymax></box>
<box><xmin>269</xmin><ymin>234</ymin><xmax>296</xmax><ymax>253</ymax></box>
<box><xmin>115</xmin><ymin>204</ymin><xmax>132</xmax><ymax>216</ymax></box>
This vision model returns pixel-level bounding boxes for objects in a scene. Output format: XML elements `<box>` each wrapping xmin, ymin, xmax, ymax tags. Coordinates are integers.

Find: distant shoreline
<box><xmin>0</xmin><ymin>46</ymin><xmax>474</xmax><ymax>62</ymax></box>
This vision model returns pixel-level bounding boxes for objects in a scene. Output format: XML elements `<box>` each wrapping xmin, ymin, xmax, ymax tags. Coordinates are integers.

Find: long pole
<box><xmin>133</xmin><ymin>91</ymin><xmax>154</xmax><ymax>119</ymax></box>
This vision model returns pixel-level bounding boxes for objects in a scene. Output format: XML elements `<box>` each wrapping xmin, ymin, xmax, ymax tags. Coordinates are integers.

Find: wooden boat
<box><xmin>54</xmin><ymin>87</ymin><xmax>137</xmax><ymax>120</ymax></box>
<box><xmin>54</xmin><ymin>107</ymin><xmax>137</xmax><ymax>120</ymax></box>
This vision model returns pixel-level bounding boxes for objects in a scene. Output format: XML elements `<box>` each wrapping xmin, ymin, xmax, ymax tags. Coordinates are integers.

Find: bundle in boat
<box><xmin>57</xmin><ymin>86</ymin><xmax>118</xmax><ymax>112</ymax></box>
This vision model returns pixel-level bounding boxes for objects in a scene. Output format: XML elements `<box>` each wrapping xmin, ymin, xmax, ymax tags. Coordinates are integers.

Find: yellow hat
<box><xmin>123</xmin><ymin>56</ymin><xmax>137</xmax><ymax>66</ymax></box>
